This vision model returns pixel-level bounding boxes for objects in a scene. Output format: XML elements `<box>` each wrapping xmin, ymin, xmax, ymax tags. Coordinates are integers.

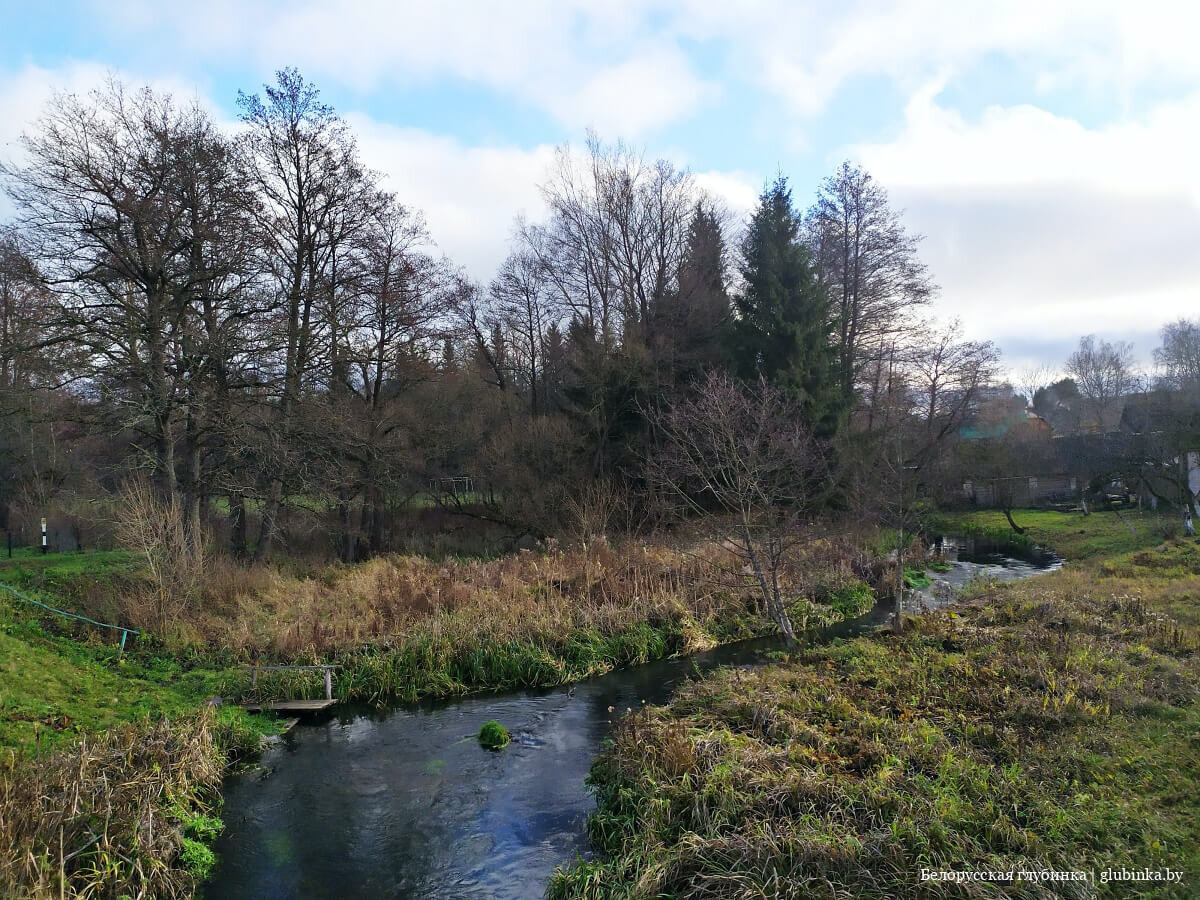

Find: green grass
<box><xmin>552</xmin><ymin>516</ymin><xmax>1200</xmax><ymax>898</ymax></box>
<box><xmin>329</xmin><ymin>616</ymin><xmax>763</xmax><ymax>707</ymax></box>
<box><xmin>0</xmin><ymin>626</ymin><xmax>193</xmax><ymax>752</ymax></box>
<box><xmin>0</xmin><ymin>573</ymin><xmax>276</xmax><ymax>755</ymax></box>
<box><xmin>0</xmin><ymin>547</ymin><xmax>139</xmax><ymax>578</ymax></box>
<box><xmin>931</xmin><ymin>508</ymin><xmax>1178</xmax><ymax>560</ymax></box>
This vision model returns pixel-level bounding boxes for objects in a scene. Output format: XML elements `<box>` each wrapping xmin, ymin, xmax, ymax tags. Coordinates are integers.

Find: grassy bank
<box><xmin>551</xmin><ymin>512</ymin><xmax>1200</xmax><ymax>898</ymax></box>
<box><xmin>3</xmin><ymin>538</ymin><xmax>884</xmax><ymax>711</ymax></box>
<box><xmin>0</xmin><ymin>611</ymin><xmax>270</xmax><ymax>898</ymax></box>
<box><xmin>927</xmin><ymin>507</ymin><xmax>1183</xmax><ymax>560</ymax></box>
<box><xmin>0</xmin><ymin>532</ymin><xmax>887</xmax><ymax>897</ymax></box>
<box><xmin>0</xmin><ymin>711</ymin><xmax>265</xmax><ymax>898</ymax></box>
<box><xmin>0</xmin><ymin>559</ymin><xmax>276</xmax><ymax>898</ymax></box>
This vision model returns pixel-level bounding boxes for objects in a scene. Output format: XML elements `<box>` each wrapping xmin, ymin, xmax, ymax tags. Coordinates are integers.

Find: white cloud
<box><xmin>564</xmin><ymin>47</ymin><xmax>717</xmax><ymax>135</ymax></box>
<box><xmin>692</xmin><ymin>168</ymin><xmax>759</xmax><ymax>221</ymax></box>
<box><xmin>350</xmin><ymin>116</ymin><xmax>762</xmax><ymax>279</ymax></box>
<box><xmin>847</xmin><ymin>82</ymin><xmax>1200</xmax><ymax>365</ymax></box>
<box><xmin>0</xmin><ymin>62</ymin><xmax>230</xmax><ymax>218</ymax></box>
<box><xmin>0</xmin><ymin>62</ymin><xmax>112</xmax><ymax>157</ymax></box>
<box><xmin>96</xmin><ymin>0</ymin><xmax>716</xmax><ymax>136</ymax></box>
<box><xmin>669</xmin><ymin>0</ymin><xmax>1200</xmax><ymax>119</ymax></box>
<box><xmin>346</xmin><ymin>116</ymin><xmax>557</xmax><ymax>276</ymax></box>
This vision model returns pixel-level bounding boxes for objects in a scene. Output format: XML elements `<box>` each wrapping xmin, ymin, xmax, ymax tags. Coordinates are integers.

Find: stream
<box><xmin>208</xmin><ymin>538</ymin><xmax>1058</xmax><ymax>899</ymax></box>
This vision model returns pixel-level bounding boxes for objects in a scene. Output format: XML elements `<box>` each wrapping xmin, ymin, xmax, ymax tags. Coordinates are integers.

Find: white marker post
<box><xmin>41</xmin><ymin>517</ymin><xmax>47</xmax><ymax>555</ymax></box>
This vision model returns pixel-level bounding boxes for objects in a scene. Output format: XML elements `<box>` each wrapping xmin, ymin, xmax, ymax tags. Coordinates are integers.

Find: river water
<box><xmin>208</xmin><ymin>539</ymin><xmax>1057</xmax><ymax>899</ymax></box>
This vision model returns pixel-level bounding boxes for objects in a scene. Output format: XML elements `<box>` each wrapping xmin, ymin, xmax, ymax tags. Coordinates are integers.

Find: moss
<box><xmin>179</xmin><ymin>837</ymin><xmax>218</xmax><ymax>880</ymax></box>
<box><xmin>827</xmin><ymin>579</ymin><xmax>876</xmax><ymax>618</ymax></box>
<box><xmin>478</xmin><ymin>720</ymin><xmax>510</xmax><ymax>750</ymax></box>
<box><xmin>182</xmin><ymin>812</ymin><xmax>224</xmax><ymax>843</ymax></box>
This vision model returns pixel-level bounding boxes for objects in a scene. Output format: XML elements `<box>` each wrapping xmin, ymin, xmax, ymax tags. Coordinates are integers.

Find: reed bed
<box><xmin>199</xmin><ymin>537</ymin><xmax>885</xmax><ymax>705</ymax></box>
<box><xmin>0</xmin><ymin>711</ymin><xmax>230</xmax><ymax>899</ymax></box>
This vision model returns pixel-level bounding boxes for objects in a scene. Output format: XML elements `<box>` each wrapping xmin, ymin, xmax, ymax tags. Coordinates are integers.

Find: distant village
<box><xmin>954</xmin><ymin>379</ymin><xmax>1200</xmax><ymax>515</ymax></box>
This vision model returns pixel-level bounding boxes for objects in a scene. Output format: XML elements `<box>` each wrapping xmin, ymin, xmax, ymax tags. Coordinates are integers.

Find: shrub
<box><xmin>478</xmin><ymin>720</ymin><xmax>510</xmax><ymax>750</ymax></box>
<box><xmin>1157</xmin><ymin>518</ymin><xmax>1183</xmax><ymax>541</ymax></box>
<box><xmin>114</xmin><ymin>479</ymin><xmax>208</xmax><ymax>634</ymax></box>
<box><xmin>0</xmin><ymin>713</ymin><xmax>225</xmax><ymax>898</ymax></box>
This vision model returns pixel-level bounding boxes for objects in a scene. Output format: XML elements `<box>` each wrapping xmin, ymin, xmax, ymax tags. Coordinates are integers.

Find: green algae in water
<box><xmin>477</xmin><ymin>720</ymin><xmax>510</xmax><ymax>750</ymax></box>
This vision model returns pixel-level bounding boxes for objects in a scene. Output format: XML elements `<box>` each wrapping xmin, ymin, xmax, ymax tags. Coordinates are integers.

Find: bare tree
<box><xmin>1155</xmin><ymin>318</ymin><xmax>1200</xmax><ymax>396</ymax></box>
<box><xmin>906</xmin><ymin>320</ymin><xmax>1001</xmax><ymax>466</ymax></box>
<box><xmin>236</xmin><ymin>68</ymin><xmax>376</xmax><ymax>559</ymax></box>
<box><xmin>1065</xmin><ymin>334</ymin><xmax>1139</xmax><ymax>431</ymax></box>
<box><xmin>519</xmin><ymin>134</ymin><xmax>702</xmax><ymax>351</ymax></box>
<box><xmin>337</xmin><ymin>199</ymin><xmax>445</xmax><ymax>557</ymax></box>
<box><xmin>114</xmin><ymin>479</ymin><xmax>207</xmax><ymax>632</ymax></box>
<box><xmin>4</xmin><ymin>79</ymin><xmax>250</xmax><ymax>534</ymax></box>
<box><xmin>807</xmin><ymin>161</ymin><xmax>935</xmax><ymax>401</ymax></box>
<box><xmin>1013</xmin><ymin>364</ymin><xmax>1058</xmax><ymax>409</ymax></box>
<box><xmin>648</xmin><ymin>372</ymin><xmax>830</xmax><ymax>646</ymax></box>
<box><xmin>489</xmin><ymin>247</ymin><xmax>558</xmax><ymax>415</ymax></box>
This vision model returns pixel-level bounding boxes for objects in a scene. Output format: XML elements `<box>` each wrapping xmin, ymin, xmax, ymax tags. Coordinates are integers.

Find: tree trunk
<box><xmin>1002</xmin><ymin>507</ymin><xmax>1026</xmax><ymax>534</ymax></box>
<box><xmin>743</xmin><ymin>531</ymin><xmax>797</xmax><ymax>647</ymax></box>
<box><xmin>183</xmin><ymin>411</ymin><xmax>203</xmax><ymax>547</ymax></box>
<box><xmin>228</xmin><ymin>493</ymin><xmax>247</xmax><ymax>559</ymax></box>
<box><xmin>253</xmin><ymin>481</ymin><xmax>282</xmax><ymax>563</ymax></box>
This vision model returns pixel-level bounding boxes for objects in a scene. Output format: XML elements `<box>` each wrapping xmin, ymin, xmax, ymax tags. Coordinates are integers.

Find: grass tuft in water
<box><xmin>478</xmin><ymin>720</ymin><xmax>511</xmax><ymax>750</ymax></box>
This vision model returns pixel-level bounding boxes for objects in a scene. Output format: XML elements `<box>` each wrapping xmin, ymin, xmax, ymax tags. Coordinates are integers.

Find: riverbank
<box><xmin>551</xmin><ymin>510</ymin><xmax>1200</xmax><ymax>898</ymax></box>
<box><xmin>1</xmin><ymin>537</ymin><xmax>886</xmax><ymax>714</ymax></box>
<box><xmin>0</xmin><ymin>533</ymin><xmax>883</xmax><ymax>897</ymax></box>
<box><xmin>0</xmin><ymin>578</ymin><xmax>278</xmax><ymax>897</ymax></box>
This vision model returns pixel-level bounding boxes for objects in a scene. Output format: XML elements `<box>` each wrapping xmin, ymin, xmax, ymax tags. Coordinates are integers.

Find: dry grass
<box><xmin>188</xmin><ymin>539</ymin><xmax>849</xmax><ymax>657</ymax></box>
<box><xmin>0</xmin><ymin>712</ymin><xmax>227</xmax><ymax>899</ymax></box>
<box><xmin>552</xmin><ymin>538</ymin><xmax>1200</xmax><ymax>899</ymax></box>
<box><xmin>137</xmin><ymin>533</ymin><xmax>887</xmax><ymax>705</ymax></box>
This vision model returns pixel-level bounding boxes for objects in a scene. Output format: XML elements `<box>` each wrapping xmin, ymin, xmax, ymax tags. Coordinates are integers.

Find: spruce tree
<box><xmin>730</xmin><ymin>176</ymin><xmax>841</xmax><ymax>436</ymax></box>
<box><xmin>653</xmin><ymin>201</ymin><xmax>732</xmax><ymax>385</ymax></box>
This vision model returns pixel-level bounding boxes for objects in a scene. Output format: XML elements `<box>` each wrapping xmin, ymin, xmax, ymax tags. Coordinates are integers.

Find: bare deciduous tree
<box><xmin>807</xmin><ymin>160</ymin><xmax>935</xmax><ymax>401</ymax></box>
<box><xmin>907</xmin><ymin>320</ymin><xmax>1001</xmax><ymax>465</ymax></box>
<box><xmin>1155</xmin><ymin>318</ymin><xmax>1200</xmax><ymax>396</ymax></box>
<box><xmin>4</xmin><ymin>79</ymin><xmax>251</xmax><ymax>538</ymax></box>
<box><xmin>237</xmin><ymin>68</ymin><xmax>376</xmax><ymax>559</ymax></box>
<box><xmin>648</xmin><ymin>371</ymin><xmax>830</xmax><ymax>646</ymax></box>
<box><xmin>114</xmin><ymin>479</ymin><xmax>207</xmax><ymax>632</ymax></box>
<box><xmin>1066</xmin><ymin>334</ymin><xmax>1139</xmax><ymax>431</ymax></box>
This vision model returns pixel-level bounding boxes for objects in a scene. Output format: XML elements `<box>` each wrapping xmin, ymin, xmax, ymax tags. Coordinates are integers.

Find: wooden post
<box><xmin>324</xmin><ymin>667</ymin><xmax>332</xmax><ymax>700</ymax></box>
<box><xmin>41</xmin><ymin>517</ymin><xmax>47</xmax><ymax>555</ymax></box>
<box><xmin>252</xmin><ymin>667</ymin><xmax>258</xmax><ymax>691</ymax></box>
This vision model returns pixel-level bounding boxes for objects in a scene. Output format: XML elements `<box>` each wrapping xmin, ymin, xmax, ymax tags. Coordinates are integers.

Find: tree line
<box><xmin>1</xmin><ymin>69</ymin><xmax>1014</xmax><ymax>563</ymax></box>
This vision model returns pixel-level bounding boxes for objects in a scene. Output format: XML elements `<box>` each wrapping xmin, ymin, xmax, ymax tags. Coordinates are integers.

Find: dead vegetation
<box><xmin>0</xmin><ymin>712</ymin><xmax>227</xmax><ymax>899</ymax></box>
<box><xmin>551</xmin><ymin>539</ymin><xmax>1200</xmax><ymax>899</ymax></box>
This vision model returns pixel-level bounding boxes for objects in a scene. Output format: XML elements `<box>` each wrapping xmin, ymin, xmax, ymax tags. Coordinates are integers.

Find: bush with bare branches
<box><xmin>647</xmin><ymin>371</ymin><xmax>832</xmax><ymax>646</ymax></box>
<box><xmin>113</xmin><ymin>481</ymin><xmax>208</xmax><ymax>633</ymax></box>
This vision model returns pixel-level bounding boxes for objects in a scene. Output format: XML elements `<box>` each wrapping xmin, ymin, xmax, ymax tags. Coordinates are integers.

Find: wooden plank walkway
<box><xmin>239</xmin><ymin>664</ymin><xmax>340</xmax><ymax>715</ymax></box>
<box><xmin>244</xmin><ymin>699</ymin><xmax>337</xmax><ymax>713</ymax></box>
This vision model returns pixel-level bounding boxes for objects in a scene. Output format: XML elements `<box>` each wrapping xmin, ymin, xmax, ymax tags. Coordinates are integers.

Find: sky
<box><xmin>1</xmin><ymin>0</ymin><xmax>1198</xmax><ymax>376</ymax></box>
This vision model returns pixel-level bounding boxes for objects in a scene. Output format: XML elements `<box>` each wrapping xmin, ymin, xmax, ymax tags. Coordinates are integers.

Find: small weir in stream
<box><xmin>208</xmin><ymin>538</ymin><xmax>1059</xmax><ymax>899</ymax></box>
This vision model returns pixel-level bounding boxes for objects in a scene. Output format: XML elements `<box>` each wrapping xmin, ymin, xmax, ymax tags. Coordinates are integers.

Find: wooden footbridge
<box><xmin>241</xmin><ymin>664</ymin><xmax>340</xmax><ymax>713</ymax></box>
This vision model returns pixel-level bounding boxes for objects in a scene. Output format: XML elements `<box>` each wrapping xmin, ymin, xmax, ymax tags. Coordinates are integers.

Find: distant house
<box><xmin>956</xmin><ymin>385</ymin><xmax>1200</xmax><ymax>511</ymax></box>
